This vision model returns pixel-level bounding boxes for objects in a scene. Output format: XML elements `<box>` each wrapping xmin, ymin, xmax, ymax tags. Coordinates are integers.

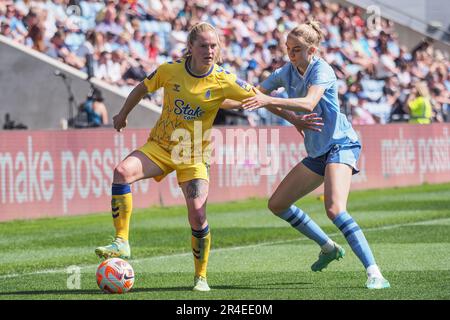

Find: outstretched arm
<box><xmin>221</xmin><ymin>88</ymin><xmax>303</xmax><ymax>123</ymax></box>
<box><xmin>254</xmin><ymin>87</ymin><xmax>298</xmax><ymax>122</ymax></box>
<box><xmin>113</xmin><ymin>81</ymin><xmax>148</xmax><ymax>132</ymax></box>
<box><xmin>241</xmin><ymin>85</ymin><xmax>326</xmax><ymax>113</ymax></box>
<box><xmin>254</xmin><ymin>87</ymin><xmax>324</xmax><ymax>135</ymax></box>
<box><xmin>221</xmin><ymin>86</ymin><xmax>323</xmax><ymax>134</ymax></box>
<box><xmin>220</xmin><ymin>99</ymin><xmax>242</xmax><ymax>110</ymax></box>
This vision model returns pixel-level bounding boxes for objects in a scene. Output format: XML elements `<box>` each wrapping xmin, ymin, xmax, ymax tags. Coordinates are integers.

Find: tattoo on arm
<box><xmin>186</xmin><ymin>179</ymin><xmax>207</xmax><ymax>199</ymax></box>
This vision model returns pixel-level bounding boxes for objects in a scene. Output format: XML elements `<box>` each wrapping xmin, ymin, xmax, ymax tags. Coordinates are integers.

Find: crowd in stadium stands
<box><xmin>1</xmin><ymin>0</ymin><xmax>449</xmax><ymax>126</ymax></box>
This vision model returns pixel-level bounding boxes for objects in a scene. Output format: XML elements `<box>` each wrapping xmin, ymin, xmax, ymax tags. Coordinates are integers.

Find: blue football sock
<box><xmin>279</xmin><ymin>205</ymin><xmax>330</xmax><ymax>246</ymax></box>
<box><xmin>333</xmin><ymin>211</ymin><xmax>376</xmax><ymax>268</ymax></box>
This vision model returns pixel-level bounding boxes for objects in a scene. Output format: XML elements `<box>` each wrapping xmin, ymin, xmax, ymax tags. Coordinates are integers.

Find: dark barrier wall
<box><xmin>0</xmin><ymin>36</ymin><xmax>161</xmax><ymax>130</ymax></box>
<box><xmin>1</xmin><ymin>124</ymin><xmax>449</xmax><ymax>221</ymax></box>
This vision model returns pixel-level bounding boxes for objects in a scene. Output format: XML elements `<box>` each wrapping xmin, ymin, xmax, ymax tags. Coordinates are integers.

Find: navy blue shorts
<box><xmin>301</xmin><ymin>142</ymin><xmax>361</xmax><ymax>177</ymax></box>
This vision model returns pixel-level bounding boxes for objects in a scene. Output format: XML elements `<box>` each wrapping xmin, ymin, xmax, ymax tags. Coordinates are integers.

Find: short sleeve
<box><xmin>143</xmin><ymin>63</ymin><xmax>168</xmax><ymax>93</ymax></box>
<box><xmin>261</xmin><ymin>67</ymin><xmax>283</xmax><ymax>92</ymax></box>
<box><xmin>309</xmin><ymin>61</ymin><xmax>336</xmax><ymax>89</ymax></box>
<box><xmin>221</xmin><ymin>72</ymin><xmax>256</xmax><ymax>101</ymax></box>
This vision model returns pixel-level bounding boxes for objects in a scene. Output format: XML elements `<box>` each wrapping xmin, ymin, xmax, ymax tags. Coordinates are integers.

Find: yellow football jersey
<box><xmin>143</xmin><ymin>58</ymin><xmax>255</xmax><ymax>155</ymax></box>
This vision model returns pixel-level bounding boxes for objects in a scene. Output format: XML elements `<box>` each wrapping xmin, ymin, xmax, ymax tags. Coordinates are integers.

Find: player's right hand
<box><xmin>113</xmin><ymin>113</ymin><xmax>128</xmax><ymax>132</ymax></box>
<box><xmin>241</xmin><ymin>87</ymin><xmax>271</xmax><ymax>111</ymax></box>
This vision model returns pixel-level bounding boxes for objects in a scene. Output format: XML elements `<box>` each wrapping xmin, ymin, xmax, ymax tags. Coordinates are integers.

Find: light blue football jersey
<box><xmin>261</xmin><ymin>56</ymin><xmax>359</xmax><ymax>158</ymax></box>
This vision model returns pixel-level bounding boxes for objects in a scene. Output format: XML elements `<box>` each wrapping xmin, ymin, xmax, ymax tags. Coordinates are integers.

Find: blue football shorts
<box><xmin>301</xmin><ymin>142</ymin><xmax>361</xmax><ymax>176</ymax></box>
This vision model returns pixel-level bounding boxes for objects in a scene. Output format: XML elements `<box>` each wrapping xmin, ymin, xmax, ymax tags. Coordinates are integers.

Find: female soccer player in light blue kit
<box><xmin>241</xmin><ymin>21</ymin><xmax>390</xmax><ymax>289</ymax></box>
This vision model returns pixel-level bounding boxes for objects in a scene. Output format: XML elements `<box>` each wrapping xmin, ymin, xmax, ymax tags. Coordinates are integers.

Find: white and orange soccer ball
<box><xmin>96</xmin><ymin>258</ymin><xmax>135</xmax><ymax>294</ymax></box>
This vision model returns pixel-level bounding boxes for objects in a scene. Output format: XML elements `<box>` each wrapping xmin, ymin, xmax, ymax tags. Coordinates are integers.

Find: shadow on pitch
<box><xmin>0</xmin><ymin>286</ymin><xmax>253</xmax><ymax>296</ymax></box>
<box><xmin>211</xmin><ymin>282</ymin><xmax>312</xmax><ymax>290</ymax></box>
<box><xmin>0</xmin><ymin>287</ymin><xmax>192</xmax><ymax>296</ymax></box>
<box><xmin>0</xmin><ymin>282</ymin><xmax>314</xmax><ymax>296</ymax></box>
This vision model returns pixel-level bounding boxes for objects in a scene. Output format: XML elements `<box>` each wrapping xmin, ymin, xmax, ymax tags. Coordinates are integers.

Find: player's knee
<box><xmin>268</xmin><ymin>197</ymin><xmax>288</xmax><ymax>216</ymax></box>
<box><xmin>325</xmin><ymin>205</ymin><xmax>343</xmax><ymax>220</ymax></box>
<box><xmin>188</xmin><ymin>209</ymin><xmax>207</xmax><ymax>229</ymax></box>
<box><xmin>114</xmin><ymin>164</ymin><xmax>134</xmax><ymax>184</ymax></box>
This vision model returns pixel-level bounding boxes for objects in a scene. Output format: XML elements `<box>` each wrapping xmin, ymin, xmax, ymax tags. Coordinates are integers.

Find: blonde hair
<box><xmin>415</xmin><ymin>81</ymin><xmax>430</xmax><ymax>98</ymax></box>
<box><xmin>288</xmin><ymin>20</ymin><xmax>324</xmax><ymax>48</ymax></box>
<box><xmin>182</xmin><ymin>22</ymin><xmax>223</xmax><ymax>64</ymax></box>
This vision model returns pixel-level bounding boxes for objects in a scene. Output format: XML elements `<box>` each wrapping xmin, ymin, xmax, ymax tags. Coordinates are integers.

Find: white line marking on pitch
<box><xmin>1</xmin><ymin>217</ymin><xmax>450</xmax><ymax>279</ymax></box>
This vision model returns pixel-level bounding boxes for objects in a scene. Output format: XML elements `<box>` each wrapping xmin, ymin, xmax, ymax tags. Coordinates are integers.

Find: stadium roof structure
<box><xmin>345</xmin><ymin>0</ymin><xmax>450</xmax><ymax>45</ymax></box>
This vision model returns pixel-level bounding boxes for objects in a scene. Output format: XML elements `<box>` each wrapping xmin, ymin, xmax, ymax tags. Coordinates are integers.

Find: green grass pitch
<box><xmin>1</xmin><ymin>183</ymin><xmax>450</xmax><ymax>300</ymax></box>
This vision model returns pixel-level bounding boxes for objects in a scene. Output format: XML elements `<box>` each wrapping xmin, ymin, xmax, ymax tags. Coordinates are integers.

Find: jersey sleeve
<box><xmin>220</xmin><ymin>72</ymin><xmax>256</xmax><ymax>101</ymax></box>
<box><xmin>309</xmin><ymin>61</ymin><xmax>336</xmax><ymax>89</ymax></box>
<box><xmin>143</xmin><ymin>63</ymin><xmax>169</xmax><ymax>93</ymax></box>
<box><xmin>260</xmin><ymin>67</ymin><xmax>284</xmax><ymax>92</ymax></box>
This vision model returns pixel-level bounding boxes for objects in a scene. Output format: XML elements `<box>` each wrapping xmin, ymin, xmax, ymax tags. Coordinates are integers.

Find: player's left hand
<box><xmin>241</xmin><ymin>87</ymin><xmax>272</xmax><ymax>111</ymax></box>
<box><xmin>291</xmin><ymin>113</ymin><xmax>324</xmax><ymax>136</ymax></box>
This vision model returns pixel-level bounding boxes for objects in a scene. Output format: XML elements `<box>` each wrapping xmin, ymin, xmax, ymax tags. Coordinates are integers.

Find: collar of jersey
<box><xmin>293</xmin><ymin>55</ymin><xmax>318</xmax><ymax>79</ymax></box>
<box><xmin>185</xmin><ymin>57</ymin><xmax>215</xmax><ymax>78</ymax></box>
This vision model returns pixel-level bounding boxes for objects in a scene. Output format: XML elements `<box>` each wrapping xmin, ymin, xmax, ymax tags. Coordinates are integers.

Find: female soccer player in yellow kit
<box><xmin>95</xmin><ymin>22</ymin><xmax>258</xmax><ymax>291</ymax></box>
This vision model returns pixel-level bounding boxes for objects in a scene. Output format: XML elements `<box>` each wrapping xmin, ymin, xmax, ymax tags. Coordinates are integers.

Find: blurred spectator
<box><xmin>111</xmin><ymin>31</ymin><xmax>131</xmax><ymax>54</ymax></box>
<box><xmin>397</xmin><ymin>62</ymin><xmax>412</xmax><ymax>88</ymax></box>
<box><xmin>87</xmin><ymin>87</ymin><xmax>109</xmax><ymax>126</ymax></box>
<box><xmin>129</xmin><ymin>29</ymin><xmax>147</xmax><ymax>60</ymax></box>
<box><xmin>374</xmin><ymin>43</ymin><xmax>399</xmax><ymax>80</ymax></box>
<box><xmin>1</xmin><ymin>0</ymin><xmax>448</xmax><ymax>126</ymax></box>
<box><xmin>26</xmin><ymin>22</ymin><xmax>47</xmax><ymax>52</ymax></box>
<box><xmin>351</xmin><ymin>97</ymin><xmax>378</xmax><ymax>125</ymax></box>
<box><xmin>74</xmin><ymin>87</ymin><xmax>109</xmax><ymax>127</ymax></box>
<box><xmin>96</xmin><ymin>4</ymin><xmax>122</xmax><ymax>35</ymax></box>
<box><xmin>109</xmin><ymin>49</ymin><xmax>127</xmax><ymax>83</ymax></box>
<box><xmin>383</xmin><ymin>77</ymin><xmax>401</xmax><ymax>107</ymax></box>
<box><xmin>147</xmin><ymin>32</ymin><xmax>164</xmax><ymax>63</ymax></box>
<box><xmin>1</xmin><ymin>20</ymin><xmax>14</xmax><ymax>39</ymax></box>
<box><xmin>404</xmin><ymin>82</ymin><xmax>433</xmax><ymax>124</ymax></box>
<box><xmin>47</xmin><ymin>30</ymin><xmax>84</xmax><ymax>68</ymax></box>
<box><xmin>3</xmin><ymin>3</ymin><xmax>27</xmax><ymax>41</ymax></box>
<box><xmin>94</xmin><ymin>50</ymin><xmax>114</xmax><ymax>83</ymax></box>
<box><xmin>122</xmin><ymin>58</ymin><xmax>146</xmax><ymax>86</ymax></box>
<box><xmin>385</xmin><ymin>76</ymin><xmax>408</xmax><ymax>122</ymax></box>
<box><xmin>76</xmin><ymin>29</ymin><xmax>96</xmax><ymax>62</ymax></box>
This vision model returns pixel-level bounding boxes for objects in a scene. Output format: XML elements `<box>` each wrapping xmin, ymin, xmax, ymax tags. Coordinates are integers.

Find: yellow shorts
<box><xmin>138</xmin><ymin>140</ymin><xmax>210</xmax><ymax>184</ymax></box>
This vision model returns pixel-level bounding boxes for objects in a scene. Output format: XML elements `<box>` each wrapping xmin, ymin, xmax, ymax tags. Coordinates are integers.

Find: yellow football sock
<box><xmin>111</xmin><ymin>184</ymin><xmax>133</xmax><ymax>241</ymax></box>
<box><xmin>191</xmin><ymin>226</ymin><xmax>211</xmax><ymax>278</ymax></box>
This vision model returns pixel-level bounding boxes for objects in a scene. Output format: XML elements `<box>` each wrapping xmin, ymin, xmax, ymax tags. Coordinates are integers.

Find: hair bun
<box><xmin>306</xmin><ymin>19</ymin><xmax>324</xmax><ymax>41</ymax></box>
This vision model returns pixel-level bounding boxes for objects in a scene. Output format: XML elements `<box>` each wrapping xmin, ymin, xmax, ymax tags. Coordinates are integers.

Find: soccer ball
<box><xmin>96</xmin><ymin>258</ymin><xmax>135</xmax><ymax>294</ymax></box>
